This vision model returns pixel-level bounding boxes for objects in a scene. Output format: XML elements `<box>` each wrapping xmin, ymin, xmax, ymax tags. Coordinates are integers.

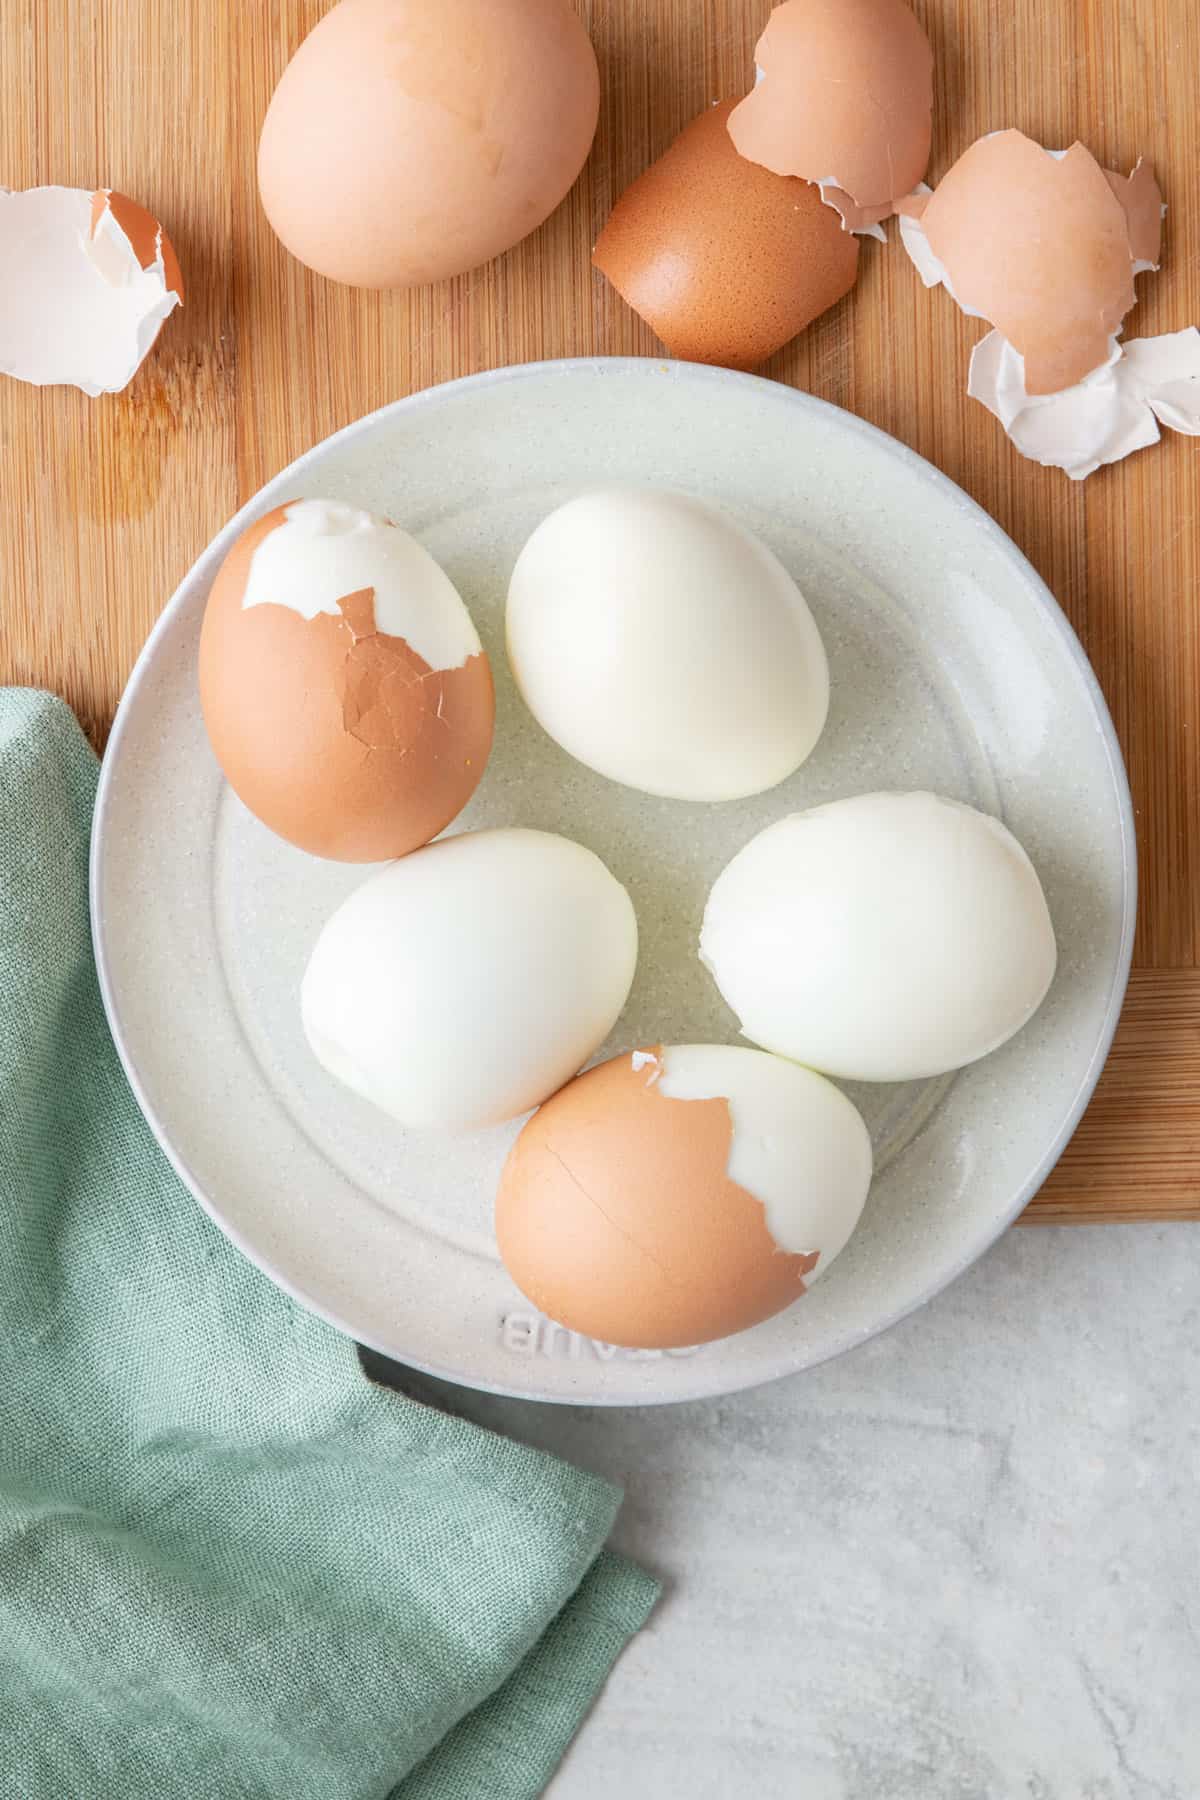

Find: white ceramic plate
<box><xmin>92</xmin><ymin>359</ymin><xmax>1135</xmax><ymax>1405</ymax></box>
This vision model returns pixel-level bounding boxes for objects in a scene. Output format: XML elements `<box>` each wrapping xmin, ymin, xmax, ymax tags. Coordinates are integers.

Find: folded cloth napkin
<box><xmin>0</xmin><ymin>689</ymin><xmax>657</xmax><ymax>1800</ymax></box>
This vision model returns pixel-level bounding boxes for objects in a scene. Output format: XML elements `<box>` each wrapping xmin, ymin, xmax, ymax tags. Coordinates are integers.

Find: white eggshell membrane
<box><xmin>301</xmin><ymin>828</ymin><xmax>638</xmax><ymax>1130</ymax></box>
<box><xmin>241</xmin><ymin>499</ymin><xmax>481</xmax><ymax>669</ymax></box>
<box><xmin>969</xmin><ymin>327</ymin><xmax>1200</xmax><ymax>480</ymax></box>
<box><xmin>701</xmin><ymin>792</ymin><xmax>1057</xmax><ymax>1083</ymax></box>
<box><xmin>0</xmin><ymin>185</ymin><xmax>181</xmax><ymax>395</ymax></box>
<box><xmin>653</xmin><ymin>1044</ymin><xmax>872</xmax><ymax>1264</ymax></box>
<box><xmin>506</xmin><ymin>487</ymin><xmax>830</xmax><ymax>802</ymax></box>
<box><xmin>897</xmin><ymin>188</ymin><xmax>984</xmax><ymax>315</ymax></box>
<box><xmin>817</xmin><ymin>185</ymin><xmax>888</xmax><ymax>243</ymax></box>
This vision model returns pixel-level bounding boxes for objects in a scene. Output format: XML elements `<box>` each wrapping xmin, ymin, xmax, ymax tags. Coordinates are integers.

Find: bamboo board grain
<box><xmin>2</xmin><ymin>0</ymin><xmax>1198</xmax><ymax>1223</ymax></box>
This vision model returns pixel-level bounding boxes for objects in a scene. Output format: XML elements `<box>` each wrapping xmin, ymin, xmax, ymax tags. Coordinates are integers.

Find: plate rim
<box><xmin>91</xmin><ymin>356</ymin><xmax>1138</xmax><ymax>1405</ymax></box>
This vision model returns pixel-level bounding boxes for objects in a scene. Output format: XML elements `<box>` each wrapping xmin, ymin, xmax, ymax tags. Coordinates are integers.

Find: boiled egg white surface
<box><xmin>301</xmin><ymin>828</ymin><xmax>638</xmax><ymax>1130</ymax></box>
<box><xmin>506</xmin><ymin>488</ymin><xmax>830</xmax><ymax>802</ymax></box>
<box><xmin>701</xmin><ymin>791</ymin><xmax>1057</xmax><ymax>1082</ymax></box>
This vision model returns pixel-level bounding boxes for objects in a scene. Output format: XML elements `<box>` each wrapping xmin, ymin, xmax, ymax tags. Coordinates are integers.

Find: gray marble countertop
<box><xmin>423</xmin><ymin>1223</ymin><xmax>1200</xmax><ymax>1799</ymax></box>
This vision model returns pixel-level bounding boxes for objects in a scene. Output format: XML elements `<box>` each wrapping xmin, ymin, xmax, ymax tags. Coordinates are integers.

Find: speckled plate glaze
<box><xmin>92</xmin><ymin>359</ymin><xmax>1135</xmax><ymax>1405</ymax></box>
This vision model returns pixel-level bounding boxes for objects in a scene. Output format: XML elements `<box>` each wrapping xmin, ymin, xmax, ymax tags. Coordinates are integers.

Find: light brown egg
<box><xmin>898</xmin><ymin>132</ymin><xmax>1163</xmax><ymax>394</ymax></box>
<box><xmin>495</xmin><ymin>1045</ymin><xmax>873</xmax><ymax>1350</ymax></box>
<box><xmin>593</xmin><ymin>101</ymin><xmax>858</xmax><ymax>370</ymax></box>
<box><xmin>198</xmin><ymin>499</ymin><xmax>494</xmax><ymax>862</ymax></box>
<box><xmin>727</xmin><ymin>0</ymin><xmax>933</xmax><ymax>231</ymax></box>
<box><xmin>257</xmin><ymin>0</ymin><xmax>600</xmax><ymax>289</ymax></box>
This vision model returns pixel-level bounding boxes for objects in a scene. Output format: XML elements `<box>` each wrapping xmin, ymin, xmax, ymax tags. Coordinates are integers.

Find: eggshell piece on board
<box><xmin>727</xmin><ymin>0</ymin><xmax>933</xmax><ymax>226</ymax></box>
<box><xmin>0</xmin><ymin>184</ymin><xmax>183</xmax><ymax>395</ymax></box>
<box><xmin>897</xmin><ymin>133</ymin><xmax>1159</xmax><ymax>394</ymax></box>
<box><xmin>257</xmin><ymin>0</ymin><xmax>600</xmax><ymax>289</ymax></box>
<box><xmin>594</xmin><ymin>101</ymin><xmax>858</xmax><ymax>370</ymax></box>
<box><xmin>496</xmin><ymin>1045</ymin><xmax>873</xmax><ymax>1350</ymax></box>
<box><xmin>199</xmin><ymin>500</ymin><xmax>494</xmax><ymax>862</ymax></box>
<box><xmin>968</xmin><ymin>327</ymin><xmax>1200</xmax><ymax>481</ymax></box>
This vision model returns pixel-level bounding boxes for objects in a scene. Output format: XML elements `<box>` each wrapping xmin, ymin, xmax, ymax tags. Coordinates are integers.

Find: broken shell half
<box><xmin>0</xmin><ymin>184</ymin><xmax>183</xmax><ymax>396</ymax></box>
<box><xmin>594</xmin><ymin>100</ymin><xmax>859</xmax><ymax>371</ymax></box>
<box><xmin>727</xmin><ymin>0</ymin><xmax>933</xmax><ymax>231</ymax></box>
<box><xmin>897</xmin><ymin>132</ymin><xmax>1164</xmax><ymax>394</ymax></box>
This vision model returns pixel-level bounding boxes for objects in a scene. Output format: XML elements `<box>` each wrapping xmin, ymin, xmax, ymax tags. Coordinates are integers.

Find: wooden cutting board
<box><xmin>2</xmin><ymin>0</ymin><xmax>1198</xmax><ymax>1222</ymax></box>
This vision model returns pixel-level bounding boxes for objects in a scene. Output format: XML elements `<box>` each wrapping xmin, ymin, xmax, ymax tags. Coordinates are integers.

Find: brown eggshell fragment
<box><xmin>90</xmin><ymin>188</ymin><xmax>185</xmax><ymax>299</ymax></box>
<box><xmin>495</xmin><ymin>1050</ymin><xmax>819</xmax><ymax>1350</ymax></box>
<box><xmin>594</xmin><ymin>101</ymin><xmax>858</xmax><ymax>370</ymax></box>
<box><xmin>727</xmin><ymin>0</ymin><xmax>932</xmax><ymax>221</ymax></box>
<box><xmin>198</xmin><ymin>505</ymin><xmax>495</xmax><ymax>862</ymax></box>
<box><xmin>912</xmin><ymin>132</ymin><xmax>1142</xmax><ymax>394</ymax></box>
<box><xmin>817</xmin><ymin>184</ymin><xmax>892</xmax><ymax>234</ymax></box>
<box><xmin>1104</xmin><ymin>158</ymin><xmax>1164</xmax><ymax>270</ymax></box>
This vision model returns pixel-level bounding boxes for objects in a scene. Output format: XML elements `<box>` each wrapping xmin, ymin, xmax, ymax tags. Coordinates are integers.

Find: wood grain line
<box><xmin>1028</xmin><ymin>969</ymin><xmax>1200</xmax><ymax>1220</ymax></box>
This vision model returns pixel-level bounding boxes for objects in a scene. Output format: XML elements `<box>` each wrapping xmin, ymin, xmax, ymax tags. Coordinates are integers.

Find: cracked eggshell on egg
<box><xmin>727</xmin><ymin>0</ymin><xmax>933</xmax><ymax>231</ymax></box>
<box><xmin>257</xmin><ymin>0</ymin><xmax>600</xmax><ymax>289</ymax></box>
<box><xmin>896</xmin><ymin>132</ymin><xmax>1163</xmax><ymax>394</ymax></box>
<box><xmin>506</xmin><ymin>488</ymin><xmax>830</xmax><ymax>802</ymax></box>
<box><xmin>593</xmin><ymin>100</ymin><xmax>858</xmax><ymax>370</ymax></box>
<box><xmin>301</xmin><ymin>829</ymin><xmax>639</xmax><ymax>1131</ymax></box>
<box><xmin>701</xmin><ymin>792</ymin><xmax>1058</xmax><ymax>1084</ymax></box>
<box><xmin>0</xmin><ymin>185</ymin><xmax>183</xmax><ymax>395</ymax></box>
<box><xmin>496</xmin><ymin>1044</ymin><xmax>872</xmax><ymax>1349</ymax></box>
<box><xmin>198</xmin><ymin>499</ymin><xmax>494</xmax><ymax>861</ymax></box>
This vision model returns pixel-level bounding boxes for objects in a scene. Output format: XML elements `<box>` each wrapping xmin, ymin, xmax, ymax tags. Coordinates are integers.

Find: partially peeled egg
<box><xmin>496</xmin><ymin>1044</ymin><xmax>872</xmax><ymax>1349</ymax></box>
<box><xmin>199</xmin><ymin>499</ymin><xmax>494</xmax><ymax>861</ymax></box>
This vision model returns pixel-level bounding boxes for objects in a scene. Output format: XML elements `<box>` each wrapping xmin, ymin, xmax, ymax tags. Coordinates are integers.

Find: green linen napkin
<box><xmin>0</xmin><ymin>688</ymin><xmax>657</xmax><ymax>1800</ymax></box>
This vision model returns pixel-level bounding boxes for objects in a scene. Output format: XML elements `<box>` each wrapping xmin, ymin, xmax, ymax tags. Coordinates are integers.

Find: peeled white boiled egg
<box><xmin>301</xmin><ymin>828</ymin><xmax>637</xmax><ymax>1130</ymax></box>
<box><xmin>701</xmin><ymin>791</ymin><xmax>1057</xmax><ymax>1082</ymax></box>
<box><xmin>506</xmin><ymin>488</ymin><xmax>830</xmax><ymax>802</ymax></box>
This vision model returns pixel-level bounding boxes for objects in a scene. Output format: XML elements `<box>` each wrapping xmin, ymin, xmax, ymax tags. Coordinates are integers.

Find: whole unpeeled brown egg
<box><xmin>594</xmin><ymin>100</ymin><xmax>859</xmax><ymax>369</ymax></box>
<box><xmin>258</xmin><ymin>0</ymin><xmax>600</xmax><ymax>288</ymax></box>
<box><xmin>199</xmin><ymin>499</ymin><xmax>494</xmax><ymax>861</ymax></box>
